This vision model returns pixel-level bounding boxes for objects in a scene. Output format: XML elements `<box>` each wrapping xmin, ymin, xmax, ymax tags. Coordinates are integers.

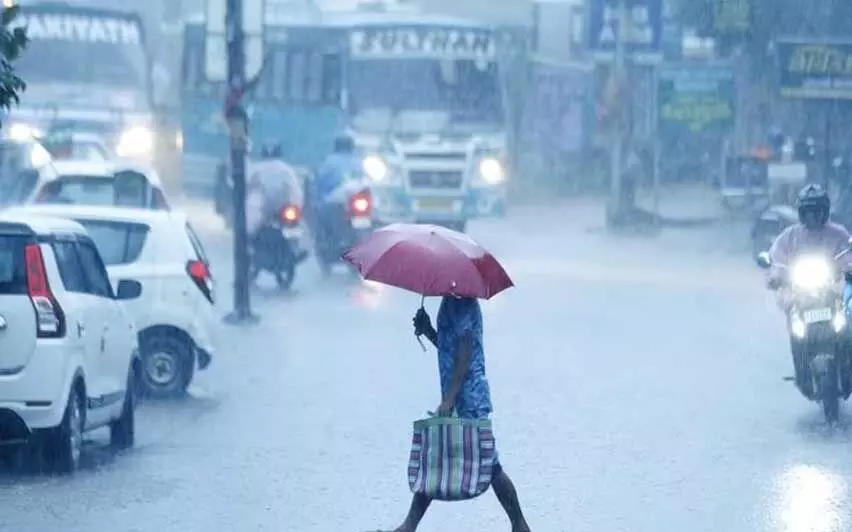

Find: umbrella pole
<box><xmin>416</xmin><ymin>294</ymin><xmax>427</xmax><ymax>351</ymax></box>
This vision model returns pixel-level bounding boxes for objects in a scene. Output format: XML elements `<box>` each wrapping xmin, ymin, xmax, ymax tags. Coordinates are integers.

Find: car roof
<box><xmin>2</xmin><ymin>204</ymin><xmax>188</xmax><ymax>227</ymax></box>
<box><xmin>0</xmin><ymin>210</ymin><xmax>87</xmax><ymax>236</ymax></box>
<box><xmin>50</xmin><ymin>160</ymin><xmax>164</xmax><ymax>187</ymax></box>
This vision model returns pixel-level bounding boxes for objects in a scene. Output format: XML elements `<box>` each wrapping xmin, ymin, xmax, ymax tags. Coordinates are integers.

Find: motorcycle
<box><xmin>312</xmin><ymin>182</ymin><xmax>373</xmax><ymax>277</ymax></box>
<box><xmin>249</xmin><ymin>203</ymin><xmax>309</xmax><ymax>290</ymax></box>
<box><xmin>757</xmin><ymin>246</ymin><xmax>852</xmax><ymax>422</ymax></box>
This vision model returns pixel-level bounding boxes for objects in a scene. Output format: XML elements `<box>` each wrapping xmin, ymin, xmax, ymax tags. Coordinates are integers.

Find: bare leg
<box><xmin>491</xmin><ymin>464</ymin><xmax>531</xmax><ymax>532</ymax></box>
<box><xmin>372</xmin><ymin>493</ymin><xmax>431</xmax><ymax>532</ymax></box>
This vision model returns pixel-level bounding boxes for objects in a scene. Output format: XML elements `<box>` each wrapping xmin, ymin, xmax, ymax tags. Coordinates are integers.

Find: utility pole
<box><xmin>223</xmin><ymin>0</ymin><xmax>256</xmax><ymax>325</ymax></box>
<box><xmin>607</xmin><ymin>0</ymin><xmax>628</xmax><ymax>229</ymax></box>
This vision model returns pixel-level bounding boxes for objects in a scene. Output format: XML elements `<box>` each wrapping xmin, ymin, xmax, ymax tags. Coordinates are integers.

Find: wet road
<box><xmin>3</xmin><ymin>203</ymin><xmax>852</xmax><ymax>532</ymax></box>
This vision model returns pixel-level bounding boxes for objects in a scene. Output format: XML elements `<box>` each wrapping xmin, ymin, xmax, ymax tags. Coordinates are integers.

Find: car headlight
<box><xmin>116</xmin><ymin>126</ymin><xmax>154</xmax><ymax>157</ymax></box>
<box><xmin>478</xmin><ymin>157</ymin><xmax>505</xmax><ymax>184</ymax></box>
<box><xmin>363</xmin><ymin>155</ymin><xmax>388</xmax><ymax>181</ymax></box>
<box><xmin>791</xmin><ymin>256</ymin><xmax>833</xmax><ymax>291</ymax></box>
<box><xmin>8</xmin><ymin>123</ymin><xmax>42</xmax><ymax>141</ymax></box>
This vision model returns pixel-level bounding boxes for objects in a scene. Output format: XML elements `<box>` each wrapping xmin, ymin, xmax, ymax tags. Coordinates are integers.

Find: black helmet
<box><xmin>333</xmin><ymin>134</ymin><xmax>355</xmax><ymax>154</ymax></box>
<box><xmin>796</xmin><ymin>183</ymin><xmax>831</xmax><ymax>229</ymax></box>
<box><xmin>260</xmin><ymin>141</ymin><xmax>282</xmax><ymax>159</ymax></box>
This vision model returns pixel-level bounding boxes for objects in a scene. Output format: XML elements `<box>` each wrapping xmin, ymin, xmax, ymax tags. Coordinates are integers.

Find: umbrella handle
<box><xmin>416</xmin><ymin>333</ymin><xmax>426</xmax><ymax>351</ymax></box>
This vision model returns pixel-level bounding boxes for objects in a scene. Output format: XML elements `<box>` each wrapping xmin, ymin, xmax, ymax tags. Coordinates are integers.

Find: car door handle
<box><xmin>76</xmin><ymin>322</ymin><xmax>85</xmax><ymax>337</ymax></box>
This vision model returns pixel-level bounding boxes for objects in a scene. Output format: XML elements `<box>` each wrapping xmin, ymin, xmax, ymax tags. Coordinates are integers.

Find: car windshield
<box><xmin>75</xmin><ymin>219</ymin><xmax>149</xmax><ymax>266</ymax></box>
<box><xmin>36</xmin><ymin>174</ymin><xmax>151</xmax><ymax>208</ymax></box>
<box><xmin>12</xmin><ymin>10</ymin><xmax>149</xmax><ymax>90</ymax></box>
<box><xmin>349</xmin><ymin>58</ymin><xmax>503</xmax><ymax>133</ymax></box>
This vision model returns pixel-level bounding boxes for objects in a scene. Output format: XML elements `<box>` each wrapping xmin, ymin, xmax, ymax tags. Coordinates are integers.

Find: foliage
<box><xmin>0</xmin><ymin>5</ymin><xmax>26</xmax><ymax>117</ymax></box>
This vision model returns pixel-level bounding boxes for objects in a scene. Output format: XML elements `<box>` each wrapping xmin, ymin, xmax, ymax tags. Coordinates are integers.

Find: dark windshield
<box><xmin>348</xmin><ymin>58</ymin><xmax>503</xmax><ymax>130</ymax></box>
<box><xmin>14</xmin><ymin>11</ymin><xmax>148</xmax><ymax>88</ymax></box>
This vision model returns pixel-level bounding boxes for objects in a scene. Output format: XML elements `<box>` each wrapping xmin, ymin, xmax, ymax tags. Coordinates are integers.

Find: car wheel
<box><xmin>110</xmin><ymin>366</ymin><xmax>136</xmax><ymax>449</ymax></box>
<box><xmin>140</xmin><ymin>334</ymin><xmax>194</xmax><ymax>399</ymax></box>
<box><xmin>45</xmin><ymin>387</ymin><xmax>84</xmax><ymax>474</ymax></box>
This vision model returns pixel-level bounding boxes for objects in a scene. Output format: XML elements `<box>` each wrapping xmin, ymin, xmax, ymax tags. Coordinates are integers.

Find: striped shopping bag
<box><xmin>407</xmin><ymin>415</ymin><xmax>496</xmax><ymax>501</ymax></box>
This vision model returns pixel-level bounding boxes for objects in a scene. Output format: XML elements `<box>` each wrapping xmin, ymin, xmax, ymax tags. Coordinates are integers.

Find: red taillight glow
<box><xmin>187</xmin><ymin>259</ymin><xmax>214</xmax><ymax>305</ymax></box>
<box><xmin>350</xmin><ymin>191</ymin><xmax>371</xmax><ymax>215</ymax></box>
<box><xmin>280</xmin><ymin>205</ymin><xmax>301</xmax><ymax>224</ymax></box>
<box><xmin>188</xmin><ymin>260</ymin><xmax>209</xmax><ymax>280</ymax></box>
<box><xmin>25</xmin><ymin>243</ymin><xmax>64</xmax><ymax>338</ymax></box>
<box><xmin>25</xmin><ymin>244</ymin><xmax>49</xmax><ymax>297</ymax></box>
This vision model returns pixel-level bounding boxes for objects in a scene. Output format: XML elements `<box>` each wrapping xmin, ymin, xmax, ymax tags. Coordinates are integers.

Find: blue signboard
<box><xmin>588</xmin><ymin>0</ymin><xmax>663</xmax><ymax>63</ymax></box>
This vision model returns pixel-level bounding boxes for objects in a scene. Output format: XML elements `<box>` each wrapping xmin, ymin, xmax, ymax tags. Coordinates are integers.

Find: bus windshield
<box><xmin>348</xmin><ymin>58</ymin><xmax>503</xmax><ymax>133</ymax></box>
<box><xmin>13</xmin><ymin>9</ymin><xmax>149</xmax><ymax>93</ymax></box>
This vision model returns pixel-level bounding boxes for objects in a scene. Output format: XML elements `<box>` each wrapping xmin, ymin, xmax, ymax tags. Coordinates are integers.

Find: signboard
<box><xmin>349</xmin><ymin>27</ymin><xmax>496</xmax><ymax>60</ymax></box>
<box><xmin>523</xmin><ymin>61</ymin><xmax>592</xmax><ymax>153</ymax></box>
<box><xmin>13</xmin><ymin>13</ymin><xmax>142</xmax><ymax>44</ymax></box>
<box><xmin>711</xmin><ymin>0</ymin><xmax>751</xmax><ymax>34</ymax></box>
<box><xmin>657</xmin><ymin>62</ymin><xmax>735</xmax><ymax>138</ymax></box>
<box><xmin>588</xmin><ymin>0</ymin><xmax>663</xmax><ymax>63</ymax></box>
<box><xmin>776</xmin><ymin>39</ymin><xmax>852</xmax><ymax>100</ymax></box>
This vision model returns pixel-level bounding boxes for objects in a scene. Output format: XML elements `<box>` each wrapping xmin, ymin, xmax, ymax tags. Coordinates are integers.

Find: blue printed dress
<box><xmin>436</xmin><ymin>296</ymin><xmax>493</xmax><ymax>419</ymax></box>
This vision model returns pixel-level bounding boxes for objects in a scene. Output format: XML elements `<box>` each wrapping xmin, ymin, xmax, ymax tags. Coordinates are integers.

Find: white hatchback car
<box><xmin>26</xmin><ymin>160</ymin><xmax>171</xmax><ymax>210</ymax></box>
<box><xmin>5</xmin><ymin>205</ymin><xmax>217</xmax><ymax>398</ymax></box>
<box><xmin>0</xmin><ymin>211</ymin><xmax>141</xmax><ymax>473</ymax></box>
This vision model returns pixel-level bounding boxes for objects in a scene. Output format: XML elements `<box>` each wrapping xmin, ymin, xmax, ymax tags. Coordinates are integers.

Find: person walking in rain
<box><xmin>375</xmin><ymin>295</ymin><xmax>532</xmax><ymax>532</ymax></box>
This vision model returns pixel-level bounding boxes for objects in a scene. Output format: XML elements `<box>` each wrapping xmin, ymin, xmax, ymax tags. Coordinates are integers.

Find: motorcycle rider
<box><xmin>768</xmin><ymin>183</ymin><xmax>852</xmax><ymax>392</ymax></box>
<box><xmin>246</xmin><ymin>140</ymin><xmax>303</xmax><ymax>235</ymax></box>
<box><xmin>310</xmin><ymin>133</ymin><xmax>362</xmax><ymax>246</ymax></box>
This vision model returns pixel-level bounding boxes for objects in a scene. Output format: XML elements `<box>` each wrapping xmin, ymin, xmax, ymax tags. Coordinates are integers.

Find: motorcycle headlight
<box><xmin>363</xmin><ymin>155</ymin><xmax>388</xmax><ymax>181</ymax></box>
<box><xmin>791</xmin><ymin>257</ymin><xmax>833</xmax><ymax>291</ymax></box>
<box><xmin>8</xmin><ymin>123</ymin><xmax>42</xmax><ymax>141</ymax></box>
<box><xmin>478</xmin><ymin>157</ymin><xmax>505</xmax><ymax>184</ymax></box>
<box><xmin>116</xmin><ymin>126</ymin><xmax>154</xmax><ymax>157</ymax></box>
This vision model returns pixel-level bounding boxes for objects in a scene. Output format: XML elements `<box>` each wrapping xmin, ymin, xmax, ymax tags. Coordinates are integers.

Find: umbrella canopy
<box><xmin>342</xmin><ymin>223</ymin><xmax>513</xmax><ymax>299</ymax></box>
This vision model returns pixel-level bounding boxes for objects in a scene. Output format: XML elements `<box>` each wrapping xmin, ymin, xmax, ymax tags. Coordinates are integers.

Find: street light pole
<box><xmin>224</xmin><ymin>0</ymin><xmax>256</xmax><ymax>324</ymax></box>
<box><xmin>607</xmin><ymin>0</ymin><xmax>627</xmax><ymax>228</ymax></box>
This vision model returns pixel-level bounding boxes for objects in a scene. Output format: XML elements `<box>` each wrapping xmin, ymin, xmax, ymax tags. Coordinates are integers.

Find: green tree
<box><xmin>0</xmin><ymin>5</ymin><xmax>27</xmax><ymax>120</ymax></box>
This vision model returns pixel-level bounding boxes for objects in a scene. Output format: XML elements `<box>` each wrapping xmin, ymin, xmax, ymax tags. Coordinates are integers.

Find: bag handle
<box><xmin>426</xmin><ymin>409</ymin><xmax>458</xmax><ymax>418</ymax></box>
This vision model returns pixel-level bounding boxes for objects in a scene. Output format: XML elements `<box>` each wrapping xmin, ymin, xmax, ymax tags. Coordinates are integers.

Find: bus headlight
<box><xmin>116</xmin><ymin>126</ymin><xmax>154</xmax><ymax>157</ymax></box>
<box><xmin>478</xmin><ymin>157</ymin><xmax>505</xmax><ymax>184</ymax></box>
<box><xmin>9</xmin><ymin>123</ymin><xmax>42</xmax><ymax>141</ymax></box>
<box><xmin>363</xmin><ymin>155</ymin><xmax>389</xmax><ymax>181</ymax></box>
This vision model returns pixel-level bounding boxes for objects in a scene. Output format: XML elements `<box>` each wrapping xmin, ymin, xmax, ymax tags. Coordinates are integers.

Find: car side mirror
<box><xmin>115</xmin><ymin>279</ymin><xmax>142</xmax><ymax>300</ymax></box>
<box><xmin>756</xmin><ymin>252</ymin><xmax>772</xmax><ymax>269</ymax></box>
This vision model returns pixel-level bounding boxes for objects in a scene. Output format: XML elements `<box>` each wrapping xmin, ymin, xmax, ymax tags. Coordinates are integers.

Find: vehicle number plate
<box><xmin>281</xmin><ymin>227</ymin><xmax>303</xmax><ymax>238</ymax></box>
<box><xmin>803</xmin><ymin>308</ymin><xmax>832</xmax><ymax>324</ymax></box>
<box><xmin>415</xmin><ymin>198</ymin><xmax>456</xmax><ymax>212</ymax></box>
<box><xmin>351</xmin><ymin>217</ymin><xmax>372</xmax><ymax>229</ymax></box>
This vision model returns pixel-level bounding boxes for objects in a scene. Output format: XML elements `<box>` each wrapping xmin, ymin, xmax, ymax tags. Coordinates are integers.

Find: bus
<box><xmin>180</xmin><ymin>8</ymin><xmax>510</xmax><ymax>229</ymax></box>
<box><xmin>6</xmin><ymin>4</ymin><xmax>162</xmax><ymax>166</ymax></box>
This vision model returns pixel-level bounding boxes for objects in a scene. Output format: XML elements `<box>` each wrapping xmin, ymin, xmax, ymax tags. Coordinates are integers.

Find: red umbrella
<box><xmin>342</xmin><ymin>223</ymin><xmax>513</xmax><ymax>300</ymax></box>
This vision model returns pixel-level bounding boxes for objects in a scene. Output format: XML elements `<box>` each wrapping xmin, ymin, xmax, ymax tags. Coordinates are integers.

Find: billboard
<box><xmin>776</xmin><ymin>39</ymin><xmax>852</xmax><ymax>100</ymax></box>
<box><xmin>657</xmin><ymin>62</ymin><xmax>735</xmax><ymax>138</ymax></box>
<box><xmin>588</xmin><ymin>0</ymin><xmax>663</xmax><ymax>63</ymax></box>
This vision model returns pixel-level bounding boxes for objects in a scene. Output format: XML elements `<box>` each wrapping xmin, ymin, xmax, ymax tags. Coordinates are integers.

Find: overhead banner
<box><xmin>13</xmin><ymin>12</ymin><xmax>141</xmax><ymax>44</ymax></box>
<box><xmin>776</xmin><ymin>39</ymin><xmax>852</xmax><ymax>100</ymax></box>
<box><xmin>588</xmin><ymin>0</ymin><xmax>662</xmax><ymax>62</ymax></box>
<box><xmin>350</xmin><ymin>26</ymin><xmax>496</xmax><ymax>60</ymax></box>
<box><xmin>657</xmin><ymin>62</ymin><xmax>735</xmax><ymax>137</ymax></box>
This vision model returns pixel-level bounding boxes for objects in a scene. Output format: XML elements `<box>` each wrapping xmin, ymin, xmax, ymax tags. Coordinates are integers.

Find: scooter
<box><xmin>757</xmin><ymin>246</ymin><xmax>852</xmax><ymax>422</ymax></box>
<box><xmin>313</xmin><ymin>182</ymin><xmax>374</xmax><ymax>277</ymax></box>
<box><xmin>249</xmin><ymin>203</ymin><xmax>309</xmax><ymax>290</ymax></box>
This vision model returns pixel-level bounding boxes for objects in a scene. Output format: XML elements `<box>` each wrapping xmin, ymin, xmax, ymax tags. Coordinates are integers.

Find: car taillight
<box><xmin>25</xmin><ymin>243</ymin><xmax>65</xmax><ymax>338</ymax></box>
<box><xmin>187</xmin><ymin>259</ymin><xmax>215</xmax><ymax>305</ymax></box>
<box><xmin>280</xmin><ymin>204</ymin><xmax>301</xmax><ymax>225</ymax></box>
<box><xmin>349</xmin><ymin>190</ymin><xmax>372</xmax><ymax>216</ymax></box>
